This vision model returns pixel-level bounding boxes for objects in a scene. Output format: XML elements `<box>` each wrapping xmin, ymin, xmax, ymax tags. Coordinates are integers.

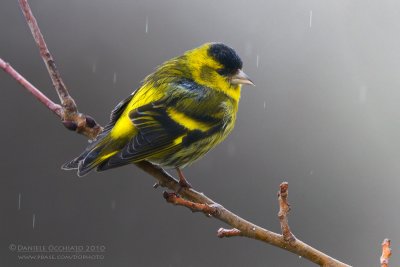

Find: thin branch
<box><xmin>380</xmin><ymin>239</ymin><xmax>391</xmax><ymax>267</ymax></box>
<box><xmin>19</xmin><ymin>0</ymin><xmax>73</xmax><ymax>109</ymax></box>
<box><xmin>278</xmin><ymin>182</ymin><xmax>295</xmax><ymax>242</ymax></box>
<box><xmin>18</xmin><ymin>0</ymin><xmax>102</xmax><ymax>140</ymax></box>
<box><xmin>217</xmin><ymin>228</ymin><xmax>242</xmax><ymax>238</ymax></box>
<box><xmin>163</xmin><ymin>191</ymin><xmax>217</xmax><ymax>215</ymax></box>
<box><xmin>0</xmin><ymin>58</ymin><xmax>62</xmax><ymax>117</ymax></box>
<box><xmin>0</xmin><ymin>1</ymin><xmax>355</xmax><ymax>266</ymax></box>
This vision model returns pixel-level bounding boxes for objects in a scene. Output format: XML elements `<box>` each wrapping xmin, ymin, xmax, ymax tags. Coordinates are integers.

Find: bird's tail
<box><xmin>62</xmin><ymin>132</ymin><xmax>116</xmax><ymax>177</ymax></box>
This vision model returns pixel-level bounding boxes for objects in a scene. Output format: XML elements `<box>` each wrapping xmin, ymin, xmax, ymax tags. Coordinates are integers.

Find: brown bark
<box><xmin>380</xmin><ymin>239</ymin><xmax>391</xmax><ymax>267</ymax></box>
<box><xmin>278</xmin><ymin>182</ymin><xmax>296</xmax><ymax>242</ymax></box>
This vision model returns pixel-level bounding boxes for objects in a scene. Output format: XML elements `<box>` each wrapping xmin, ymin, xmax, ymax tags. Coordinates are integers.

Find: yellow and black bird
<box><xmin>62</xmin><ymin>43</ymin><xmax>254</xmax><ymax>187</ymax></box>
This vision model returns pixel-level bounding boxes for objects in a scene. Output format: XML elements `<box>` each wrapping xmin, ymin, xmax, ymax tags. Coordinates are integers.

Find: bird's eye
<box><xmin>217</xmin><ymin>68</ymin><xmax>231</xmax><ymax>76</ymax></box>
<box><xmin>216</xmin><ymin>69</ymin><xmax>225</xmax><ymax>76</ymax></box>
<box><xmin>217</xmin><ymin>68</ymin><xmax>237</xmax><ymax>77</ymax></box>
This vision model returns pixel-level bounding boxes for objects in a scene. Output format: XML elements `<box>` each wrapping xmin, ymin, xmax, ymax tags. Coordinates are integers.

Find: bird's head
<box><xmin>184</xmin><ymin>43</ymin><xmax>254</xmax><ymax>99</ymax></box>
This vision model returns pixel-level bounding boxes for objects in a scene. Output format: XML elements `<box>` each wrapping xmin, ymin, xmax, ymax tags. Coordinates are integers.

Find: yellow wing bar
<box><xmin>167</xmin><ymin>107</ymin><xmax>212</xmax><ymax>132</ymax></box>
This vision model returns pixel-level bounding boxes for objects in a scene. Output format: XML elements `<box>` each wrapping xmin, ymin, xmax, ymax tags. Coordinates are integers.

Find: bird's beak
<box><xmin>231</xmin><ymin>69</ymin><xmax>255</xmax><ymax>86</ymax></box>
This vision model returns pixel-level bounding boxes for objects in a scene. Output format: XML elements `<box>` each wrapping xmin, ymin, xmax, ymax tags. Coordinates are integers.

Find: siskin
<box><xmin>63</xmin><ymin>43</ymin><xmax>254</xmax><ymax>187</ymax></box>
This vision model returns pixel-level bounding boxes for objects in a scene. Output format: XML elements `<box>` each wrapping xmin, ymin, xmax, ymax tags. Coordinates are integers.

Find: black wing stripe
<box><xmin>104</xmin><ymin>102</ymin><xmax>187</xmax><ymax>166</ymax></box>
<box><xmin>103</xmin><ymin>94</ymin><xmax>134</xmax><ymax>132</ymax></box>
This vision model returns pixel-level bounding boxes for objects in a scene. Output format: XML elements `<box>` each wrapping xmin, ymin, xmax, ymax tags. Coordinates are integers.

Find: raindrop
<box><xmin>18</xmin><ymin>193</ymin><xmax>21</xmax><ymax>210</ymax></box>
<box><xmin>32</xmin><ymin>214</ymin><xmax>36</xmax><ymax>229</ymax></box>
<box><xmin>310</xmin><ymin>170</ymin><xmax>314</xmax><ymax>176</ymax></box>
<box><xmin>145</xmin><ymin>16</ymin><xmax>149</xmax><ymax>33</ymax></box>
<box><xmin>113</xmin><ymin>72</ymin><xmax>117</xmax><ymax>84</ymax></box>
<box><xmin>309</xmin><ymin>10</ymin><xmax>313</xmax><ymax>28</ymax></box>
<box><xmin>263</xmin><ymin>101</ymin><xmax>266</xmax><ymax>109</ymax></box>
<box><xmin>111</xmin><ymin>200</ymin><xmax>116</xmax><ymax>210</ymax></box>
<box><xmin>256</xmin><ymin>55</ymin><xmax>259</xmax><ymax>68</ymax></box>
<box><xmin>252</xmin><ymin>227</ymin><xmax>256</xmax><ymax>231</ymax></box>
<box><xmin>359</xmin><ymin>86</ymin><xmax>367</xmax><ymax>103</ymax></box>
<box><xmin>92</xmin><ymin>62</ymin><xmax>97</xmax><ymax>73</ymax></box>
<box><xmin>299</xmin><ymin>256</ymin><xmax>302</xmax><ymax>259</ymax></box>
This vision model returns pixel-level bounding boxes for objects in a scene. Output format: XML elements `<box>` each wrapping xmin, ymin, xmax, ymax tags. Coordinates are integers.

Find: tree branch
<box><xmin>217</xmin><ymin>228</ymin><xmax>242</xmax><ymax>238</ymax></box>
<box><xmin>163</xmin><ymin>191</ymin><xmax>217</xmax><ymax>215</ymax></box>
<box><xmin>18</xmin><ymin>0</ymin><xmax>102</xmax><ymax>140</ymax></box>
<box><xmin>380</xmin><ymin>239</ymin><xmax>392</xmax><ymax>267</ymax></box>
<box><xmin>0</xmin><ymin>1</ymin><xmax>356</xmax><ymax>266</ymax></box>
<box><xmin>0</xmin><ymin>58</ymin><xmax>62</xmax><ymax>117</ymax></box>
<box><xmin>278</xmin><ymin>182</ymin><xmax>296</xmax><ymax>242</ymax></box>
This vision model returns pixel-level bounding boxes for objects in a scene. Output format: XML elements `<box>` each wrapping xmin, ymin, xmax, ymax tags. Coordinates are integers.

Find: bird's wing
<box><xmin>96</xmin><ymin>100</ymin><xmax>183</xmax><ymax>170</ymax></box>
<box><xmin>123</xmin><ymin>101</ymin><xmax>186</xmax><ymax>160</ymax></box>
<box><xmin>97</xmin><ymin>97</ymin><xmax>225</xmax><ymax>171</ymax></box>
<box><xmin>103</xmin><ymin>93</ymin><xmax>135</xmax><ymax>132</ymax></box>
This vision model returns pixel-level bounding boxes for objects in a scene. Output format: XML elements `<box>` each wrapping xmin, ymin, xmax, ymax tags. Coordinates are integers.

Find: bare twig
<box><xmin>163</xmin><ymin>191</ymin><xmax>217</xmax><ymax>215</ymax></box>
<box><xmin>19</xmin><ymin>0</ymin><xmax>71</xmax><ymax>107</ymax></box>
<box><xmin>18</xmin><ymin>0</ymin><xmax>102</xmax><ymax>140</ymax></box>
<box><xmin>0</xmin><ymin>1</ymin><xmax>355</xmax><ymax>266</ymax></box>
<box><xmin>110</xmin><ymin>163</ymin><xmax>352</xmax><ymax>267</ymax></box>
<box><xmin>217</xmin><ymin>228</ymin><xmax>242</xmax><ymax>238</ymax></box>
<box><xmin>380</xmin><ymin>239</ymin><xmax>392</xmax><ymax>267</ymax></box>
<box><xmin>278</xmin><ymin>182</ymin><xmax>295</xmax><ymax>242</ymax></box>
<box><xmin>0</xmin><ymin>58</ymin><xmax>62</xmax><ymax>117</ymax></box>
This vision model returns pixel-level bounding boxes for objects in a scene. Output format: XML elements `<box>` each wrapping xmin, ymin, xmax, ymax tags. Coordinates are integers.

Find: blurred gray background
<box><xmin>1</xmin><ymin>0</ymin><xmax>399</xmax><ymax>266</ymax></box>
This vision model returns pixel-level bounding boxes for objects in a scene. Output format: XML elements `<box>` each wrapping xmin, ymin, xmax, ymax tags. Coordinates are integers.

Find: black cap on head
<box><xmin>208</xmin><ymin>43</ymin><xmax>243</xmax><ymax>76</ymax></box>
